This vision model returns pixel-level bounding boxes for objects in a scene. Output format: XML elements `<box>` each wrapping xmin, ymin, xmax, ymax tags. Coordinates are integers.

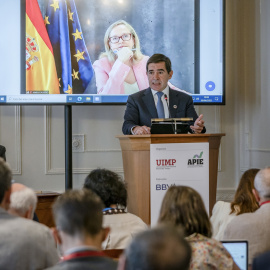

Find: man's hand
<box><xmin>132</xmin><ymin>126</ymin><xmax>151</xmax><ymax>135</ymax></box>
<box><xmin>190</xmin><ymin>114</ymin><xmax>205</xmax><ymax>134</ymax></box>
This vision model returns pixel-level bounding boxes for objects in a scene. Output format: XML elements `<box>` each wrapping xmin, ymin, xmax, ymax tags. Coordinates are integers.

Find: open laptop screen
<box><xmin>222</xmin><ymin>241</ymin><xmax>248</xmax><ymax>270</ymax></box>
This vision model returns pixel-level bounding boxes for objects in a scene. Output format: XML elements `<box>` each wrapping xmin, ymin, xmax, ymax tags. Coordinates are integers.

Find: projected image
<box><xmin>0</xmin><ymin>0</ymin><xmax>224</xmax><ymax>104</ymax></box>
<box><xmin>25</xmin><ymin>0</ymin><xmax>195</xmax><ymax>95</ymax></box>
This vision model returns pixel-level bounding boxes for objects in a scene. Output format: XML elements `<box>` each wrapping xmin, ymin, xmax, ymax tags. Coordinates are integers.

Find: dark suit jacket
<box><xmin>45</xmin><ymin>256</ymin><xmax>117</xmax><ymax>270</ymax></box>
<box><xmin>252</xmin><ymin>250</ymin><xmax>270</xmax><ymax>270</ymax></box>
<box><xmin>122</xmin><ymin>87</ymin><xmax>204</xmax><ymax>135</ymax></box>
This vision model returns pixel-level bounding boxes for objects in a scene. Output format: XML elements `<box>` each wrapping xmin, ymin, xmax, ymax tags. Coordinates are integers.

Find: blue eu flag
<box><xmin>45</xmin><ymin>0</ymin><xmax>94</xmax><ymax>94</ymax></box>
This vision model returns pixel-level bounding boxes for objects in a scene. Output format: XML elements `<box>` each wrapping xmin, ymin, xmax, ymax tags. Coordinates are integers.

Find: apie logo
<box><xmin>187</xmin><ymin>151</ymin><xmax>204</xmax><ymax>166</ymax></box>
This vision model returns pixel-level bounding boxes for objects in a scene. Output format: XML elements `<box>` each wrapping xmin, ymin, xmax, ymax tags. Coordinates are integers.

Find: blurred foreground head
<box><xmin>121</xmin><ymin>225</ymin><xmax>191</xmax><ymax>270</ymax></box>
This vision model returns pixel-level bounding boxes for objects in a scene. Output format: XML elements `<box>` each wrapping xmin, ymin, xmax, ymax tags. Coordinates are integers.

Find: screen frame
<box><xmin>0</xmin><ymin>0</ymin><xmax>225</xmax><ymax>106</ymax></box>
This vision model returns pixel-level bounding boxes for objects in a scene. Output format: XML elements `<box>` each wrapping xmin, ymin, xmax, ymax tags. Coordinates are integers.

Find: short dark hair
<box><xmin>124</xmin><ymin>225</ymin><xmax>191</xmax><ymax>270</ymax></box>
<box><xmin>53</xmin><ymin>189</ymin><xmax>104</xmax><ymax>237</ymax></box>
<box><xmin>0</xmin><ymin>158</ymin><xmax>12</xmax><ymax>203</ymax></box>
<box><xmin>158</xmin><ymin>186</ymin><xmax>212</xmax><ymax>238</ymax></box>
<box><xmin>146</xmin><ymin>54</ymin><xmax>172</xmax><ymax>73</ymax></box>
<box><xmin>84</xmin><ymin>168</ymin><xmax>127</xmax><ymax>208</ymax></box>
<box><xmin>0</xmin><ymin>145</ymin><xmax>6</xmax><ymax>161</ymax></box>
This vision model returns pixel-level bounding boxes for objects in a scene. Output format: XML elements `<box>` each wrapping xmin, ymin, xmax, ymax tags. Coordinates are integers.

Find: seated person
<box><xmin>224</xmin><ymin>167</ymin><xmax>270</xmax><ymax>265</ymax></box>
<box><xmin>0</xmin><ymin>145</ymin><xmax>6</xmax><ymax>161</ymax></box>
<box><xmin>8</xmin><ymin>183</ymin><xmax>37</xmax><ymax>219</ymax></box>
<box><xmin>211</xmin><ymin>168</ymin><xmax>259</xmax><ymax>240</ymax></box>
<box><xmin>46</xmin><ymin>189</ymin><xmax>117</xmax><ymax>270</ymax></box>
<box><xmin>118</xmin><ymin>225</ymin><xmax>191</xmax><ymax>270</ymax></box>
<box><xmin>0</xmin><ymin>159</ymin><xmax>59</xmax><ymax>270</ymax></box>
<box><xmin>158</xmin><ymin>186</ymin><xmax>240</xmax><ymax>270</ymax></box>
<box><xmin>84</xmin><ymin>168</ymin><xmax>148</xmax><ymax>249</ymax></box>
<box><xmin>252</xmin><ymin>249</ymin><xmax>270</xmax><ymax>270</ymax></box>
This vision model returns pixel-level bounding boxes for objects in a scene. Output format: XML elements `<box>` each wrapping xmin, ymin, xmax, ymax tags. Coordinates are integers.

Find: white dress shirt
<box><xmin>151</xmin><ymin>85</ymin><xmax>170</xmax><ymax>118</ymax></box>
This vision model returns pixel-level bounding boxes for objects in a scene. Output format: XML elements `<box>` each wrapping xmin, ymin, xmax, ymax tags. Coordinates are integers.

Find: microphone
<box><xmin>164</xmin><ymin>94</ymin><xmax>176</xmax><ymax>134</ymax></box>
<box><xmin>164</xmin><ymin>94</ymin><xmax>171</xmax><ymax>118</ymax></box>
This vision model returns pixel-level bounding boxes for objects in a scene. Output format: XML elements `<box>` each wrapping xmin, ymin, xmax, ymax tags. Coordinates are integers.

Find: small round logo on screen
<box><xmin>205</xmin><ymin>81</ymin><xmax>216</xmax><ymax>91</ymax></box>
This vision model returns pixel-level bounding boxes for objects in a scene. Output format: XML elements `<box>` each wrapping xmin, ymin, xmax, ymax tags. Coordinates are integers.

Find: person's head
<box><xmin>230</xmin><ymin>168</ymin><xmax>260</xmax><ymax>215</ymax></box>
<box><xmin>8</xmin><ymin>183</ymin><xmax>37</xmax><ymax>219</ymax></box>
<box><xmin>253</xmin><ymin>167</ymin><xmax>270</xmax><ymax>204</ymax></box>
<box><xmin>0</xmin><ymin>158</ymin><xmax>12</xmax><ymax>210</ymax></box>
<box><xmin>158</xmin><ymin>186</ymin><xmax>212</xmax><ymax>238</ymax></box>
<box><xmin>101</xmin><ymin>20</ymin><xmax>143</xmax><ymax>62</ymax></box>
<box><xmin>0</xmin><ymin>145</ymin><xmax>6</xmax><ymax>161</ymax></box>
<box><xmin>84</xmin><ymin>168</ymin><xmax>127</xmax><ymax>208</ymax></box>
<box><xmin>146</xmin><ymin>54</ymin><xmax>173</xmax><ymax>92</ymax></box>
<box><xmin>120</xmin><ymin>225</ymin><xmax>191</xmax><ymax>270</ymax></box>
<box><xmin>53</xmin><ymin>189</ymin><xmax>107</xmax><ymax>251</ymax></box>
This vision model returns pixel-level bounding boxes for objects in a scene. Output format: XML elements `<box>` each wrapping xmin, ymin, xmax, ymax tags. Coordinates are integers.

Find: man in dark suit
<box><xmin>46</xmin><ymin>189</ymin><xmax>117</xmax><ymax>270</ymax></box>
<box><xmin>122</xmin><ymin>54</ymin><xmax>205</xmax><ymax>135</ymax></box>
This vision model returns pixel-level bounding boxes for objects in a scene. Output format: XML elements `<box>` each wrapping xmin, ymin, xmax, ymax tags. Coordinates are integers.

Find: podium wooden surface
<box><xmin>36</xmin><ymin>192</ymin><xmax>60</xmax><ymax>227</ymax></box>
<box><xmin>117</xmin><ymin>134</ymin><xmax>225</xmax><ymax>225</ymax></box>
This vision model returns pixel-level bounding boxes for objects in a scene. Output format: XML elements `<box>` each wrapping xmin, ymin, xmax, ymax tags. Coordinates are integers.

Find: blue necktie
<box><xmin>156</xmin><ymin>92</ymin><xmax>165</xmax><ymax>118</ymax></box>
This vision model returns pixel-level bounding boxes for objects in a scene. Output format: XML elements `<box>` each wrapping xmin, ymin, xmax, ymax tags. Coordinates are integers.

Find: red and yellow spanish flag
<box><xmin>26</xmin><ymin>0</ymin><xmax>59</xmax><ymax>94</ymax></box>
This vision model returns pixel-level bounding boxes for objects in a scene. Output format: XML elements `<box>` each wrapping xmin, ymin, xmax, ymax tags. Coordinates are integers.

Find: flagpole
<box><xmin>65</xmin><ymin>105</ymin><xmax>73</xmax><ymax>190</ymax></box>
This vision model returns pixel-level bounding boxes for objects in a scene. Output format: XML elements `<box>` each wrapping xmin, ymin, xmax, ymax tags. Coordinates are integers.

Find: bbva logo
<box><xmin>156</xmin><ymin>183</ymin><xmax>176</xmax><ymax>190</ymax></box>
<box><xmin>156</xmin><ymin>159</ymin><xmax>176</xmax><ymax>166</ymax></box>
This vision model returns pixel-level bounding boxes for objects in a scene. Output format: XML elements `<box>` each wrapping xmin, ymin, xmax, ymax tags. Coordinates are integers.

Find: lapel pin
<box><xmin>173</xmin><ymin>105</ymin><xmax>177</xmax><ymax>109</ymax></box>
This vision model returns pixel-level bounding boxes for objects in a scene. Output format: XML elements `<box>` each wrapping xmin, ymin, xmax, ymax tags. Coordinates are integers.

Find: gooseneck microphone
<box><xmin>164</xmin><ymin>94</ymin><xmax>176</xmax><ymax>134</ymax></box>
<box><xmin>164</xmin><ymin>94</ymin><xmax>171</xmax><ymax>119</ymax></box>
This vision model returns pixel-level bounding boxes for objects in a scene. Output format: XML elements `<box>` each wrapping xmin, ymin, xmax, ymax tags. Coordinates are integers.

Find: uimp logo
<box><xmin>156</xmin><ymin>159</ymin><xmax>176</xmax><ymax>166</ymax></box>
<box><xmin>187</xmin><ymin>151</ymin><xmax>204</xmax><ymax>166</ymax></box>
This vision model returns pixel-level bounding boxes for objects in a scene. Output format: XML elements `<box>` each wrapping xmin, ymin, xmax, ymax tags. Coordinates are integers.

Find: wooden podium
<box><xmin>117</xmin><ymin>134</ymin><xmax>225</xmax><ymax>225</ymax></box>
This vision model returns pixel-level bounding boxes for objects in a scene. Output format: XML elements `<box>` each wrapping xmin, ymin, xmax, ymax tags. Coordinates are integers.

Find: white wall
<box><xmin>1</xmin><ymin>0</ymin><xmax>270</xmax><ymax>202</ymax></box>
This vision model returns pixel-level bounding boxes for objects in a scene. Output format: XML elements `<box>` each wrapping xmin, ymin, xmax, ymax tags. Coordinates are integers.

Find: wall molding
<box><xmin>45</xmin><ymin>106</ymin><xmax>122</xmax><ymax>174</ymax></box>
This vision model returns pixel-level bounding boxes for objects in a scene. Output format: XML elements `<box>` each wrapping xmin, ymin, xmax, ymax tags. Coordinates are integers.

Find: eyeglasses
<box><xmin>108</xmin><ymin>33</ymin><xmax>132</xmax><ymax>44</ymax></box>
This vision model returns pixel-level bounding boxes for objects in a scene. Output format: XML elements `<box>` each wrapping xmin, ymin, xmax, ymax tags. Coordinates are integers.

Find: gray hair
<box><xmin>10</xmin><ymin>187</ymin><xmax>37</xmax><ymax>218</ymax></box>
<box><xmin>99</xmin><ymin>20</ymin><xmax>143</xmax><ymax>62</ymax></box>
<box><xmin>254</xmin><ymin>167</ymin><xmax>270</xmax><ymax>199</ymax></box>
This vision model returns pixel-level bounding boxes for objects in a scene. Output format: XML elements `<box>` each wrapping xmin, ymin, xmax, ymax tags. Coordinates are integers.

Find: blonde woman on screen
<box><xmin>93</xmin><ymin>20</ymin><xmax>150</xmax><ymax>95</ymax></box>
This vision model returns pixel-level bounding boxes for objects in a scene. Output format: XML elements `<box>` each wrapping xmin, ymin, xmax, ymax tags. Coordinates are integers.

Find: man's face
<box><xmin>147</xmin><ymin>62</ymin><xmax>173</xmax><ymax>92</ymax></box>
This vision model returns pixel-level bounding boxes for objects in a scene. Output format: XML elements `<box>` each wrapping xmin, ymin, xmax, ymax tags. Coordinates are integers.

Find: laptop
<box><xmin>222</xmin><ymin>240</ymin><xmax>248</xmax><ymax>270</ymax></box>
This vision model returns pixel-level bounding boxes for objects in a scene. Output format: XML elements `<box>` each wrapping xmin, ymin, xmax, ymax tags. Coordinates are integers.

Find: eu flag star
<box><xmin>74</xmin><ymin>49</ymin><xmax>85</xmax><ymax>62</ymax></box>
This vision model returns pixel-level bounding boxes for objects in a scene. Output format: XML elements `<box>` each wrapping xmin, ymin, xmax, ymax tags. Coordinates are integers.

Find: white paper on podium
<box><xmin>150</xmin><ymin>143</ymin><xmax>209</xmax><ymax>226</ymax></box>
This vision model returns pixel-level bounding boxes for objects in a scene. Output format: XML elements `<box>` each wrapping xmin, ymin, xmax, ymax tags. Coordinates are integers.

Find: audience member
<box><xmin>84</xmin><ymin>168</ymin><xmax>148</xmax><ymax>249</ymax></box>
<box><xmin>0</xmin><ymin>158</ymin><xmax>59</xmax><ymax>270</ymax></box>
<box><xmin>45</xmin><ymin>189</ymin><xmax>117</xmax><ymax>270</ymax></box>
<box><xmin>0</xmin><ymin>145</ymin><xmax>6</xmax><ymax>161</ymax></box>
<box><xmin>252</xmin><ymin>249</ymin><xmax>270</xmax><ymax>270</ymax></box>
<box><xmin>118</xmin><ymin>225</ymin><xmax>191</xmax><ymax>270</ymax></box>
<box><xmin>8</xmin><ymin>183</ymin><xmax>37</xmax><ymax>219</ymax></box>
<box><xmin>158</xmin><ymin>186</ymin><xmax>240</xmax><ymax>270</ymax></box>
<box><xmin>211</xmin><ymin>168</ymin><xmax>259</xmax><ymax>240</ymax></box>
<box><xmin>224</xmin><ymin>167</ymin><xmax>270</xmax><ymax>265</ymax></box>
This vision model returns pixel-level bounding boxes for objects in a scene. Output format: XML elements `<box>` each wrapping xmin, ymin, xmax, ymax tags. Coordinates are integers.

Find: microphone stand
<box><xmin>164</xmin><ymin>94</ymin><xmax>177</xmax><ymax>134</ymax></box>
